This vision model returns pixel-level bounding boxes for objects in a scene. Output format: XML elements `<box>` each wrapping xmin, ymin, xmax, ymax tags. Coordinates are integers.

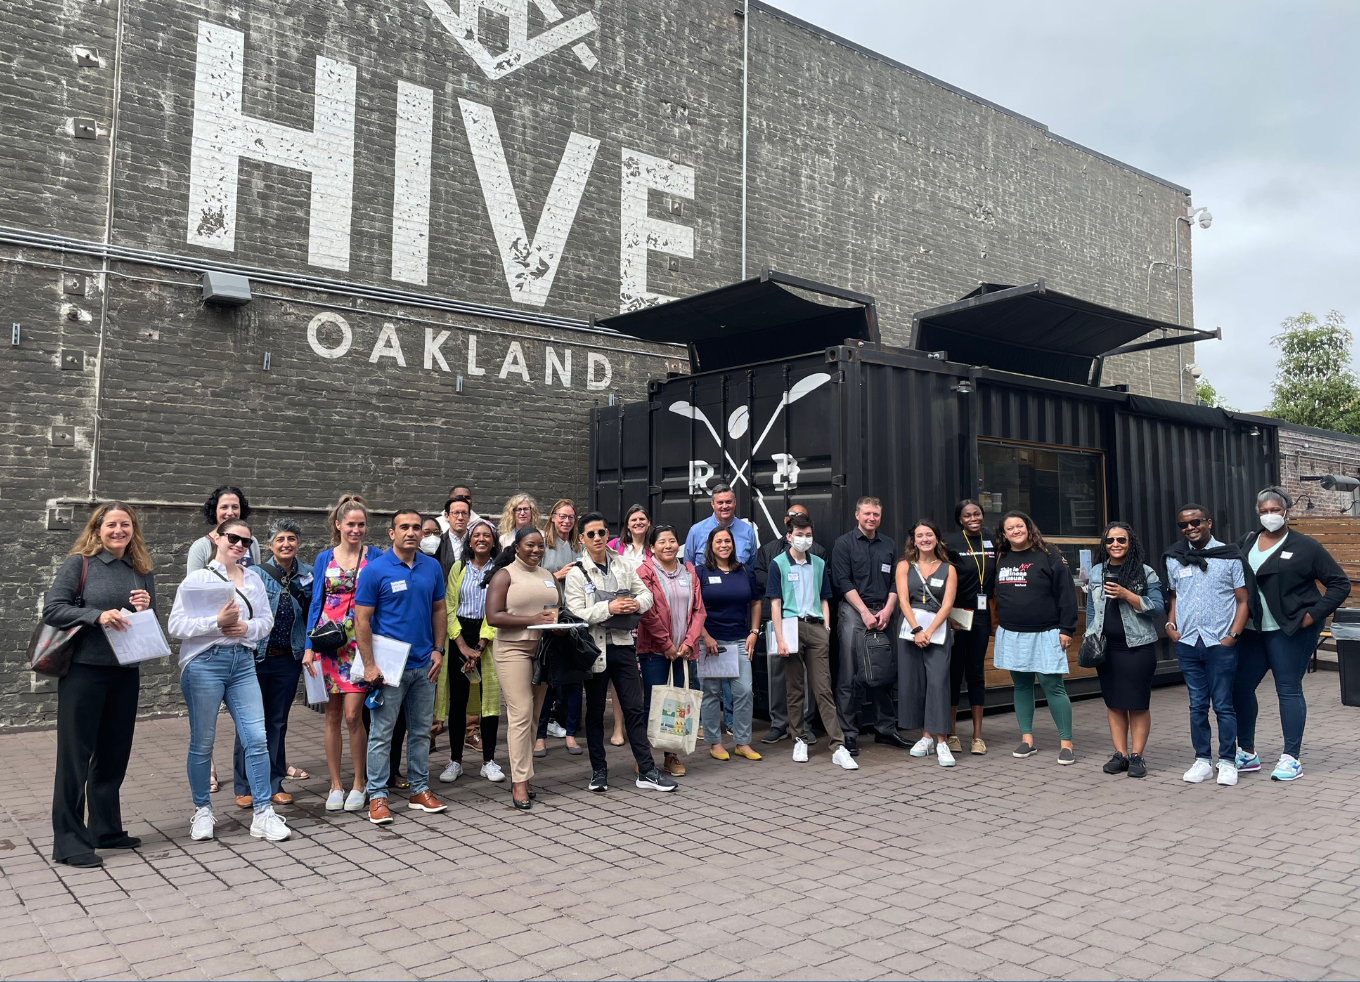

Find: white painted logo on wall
<box><xmin>422</xmin><ymin>0</ymin><xmax>599</xmax><ymax>79</ymax></box>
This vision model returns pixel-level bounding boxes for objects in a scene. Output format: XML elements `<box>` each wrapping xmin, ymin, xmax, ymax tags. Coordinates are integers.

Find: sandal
<box><xmin>285</xmin><ymin>766</ymin><xmax>310</xmax><ymax>780</ymax></box>
<box><xmin>209</xmin><ymin>761</ymin><xmax>219</xmax><ymax>793</ymax></box>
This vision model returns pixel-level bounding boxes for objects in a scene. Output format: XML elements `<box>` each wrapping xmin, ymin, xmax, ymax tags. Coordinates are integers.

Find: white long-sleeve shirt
<box><xmin>168</xmin><ymin>562</ymin><xmax>274</xmax><ymax>668</ymax></box>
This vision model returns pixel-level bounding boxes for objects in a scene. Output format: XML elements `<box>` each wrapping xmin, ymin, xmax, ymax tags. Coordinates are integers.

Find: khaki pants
<box><xmin>786</xmin><ymin>621</ymin><xmax>844</xmax><ymax>750</ymax></box>
<box><xmin>492</xmin><ymin>641</ymin><xmax>547</xmax><ymax>784</ymax></box>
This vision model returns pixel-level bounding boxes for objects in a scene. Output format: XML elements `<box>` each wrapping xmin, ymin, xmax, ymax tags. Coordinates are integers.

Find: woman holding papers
<box><xmin>304</xmin><ymin>495</ymin><xmax>385</xmax><ymax>812</ymax></box>
<box><xmin>894</xmin><ymin>520</ymin><xmax>960</xmax><ymax>767</ymax></box>
<box><xmin>43</xmin><ymin>502</ymin><xmax>156</xmax><ymax>868</ymax></box>
<box><xmin>168</xmin><ymin>519</ymin><xmax>289</xmax><ymax>843</ymax></box>
<box><xmin>694</xmin><ymin>527</ymin><xmax>761</xmax><ymax>762</ymax></box>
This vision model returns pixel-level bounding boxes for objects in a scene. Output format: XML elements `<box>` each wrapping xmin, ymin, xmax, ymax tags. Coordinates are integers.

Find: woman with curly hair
<box><xmin>187</xmin><ymin>485</ymin><xmax>259</xmax><ymax>571</ymax></box>
<box><xmin>497</xmin><ymin>493</ymin><xmax>541</xmax><ymax>549</ymax></box>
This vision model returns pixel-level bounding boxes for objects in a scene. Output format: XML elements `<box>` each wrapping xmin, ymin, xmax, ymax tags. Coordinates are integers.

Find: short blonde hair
<box><xmin>498</xmin><ymin>493</ymin><xmax>541</xmax><ymax>538</ymax></box>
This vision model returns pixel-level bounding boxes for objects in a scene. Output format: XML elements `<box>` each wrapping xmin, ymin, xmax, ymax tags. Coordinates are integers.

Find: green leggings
<box><xmin>1010</xmin><ymin>671</ymin><xmax>1072</xmax><ymax>741</ymax></box>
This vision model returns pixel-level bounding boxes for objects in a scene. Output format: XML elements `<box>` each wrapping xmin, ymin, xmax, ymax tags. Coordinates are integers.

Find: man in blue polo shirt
<box><xmin>355</xmin><ymin>508</ymin><xmax>449</xmax><ymax>824</ymax></box>
<box><xmin>685</xmin><ymin>483</ymin><xmax>758</xmax><ymax>565</ymax></box>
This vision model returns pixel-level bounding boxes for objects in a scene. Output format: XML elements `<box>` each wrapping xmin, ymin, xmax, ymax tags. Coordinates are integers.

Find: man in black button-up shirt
<box><xmin>831</xmin><ymin>497</ymin><xmax>909</xmax><ymax>753</ymax></box>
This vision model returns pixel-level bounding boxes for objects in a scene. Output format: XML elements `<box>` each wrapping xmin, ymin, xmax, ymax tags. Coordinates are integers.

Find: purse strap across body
<box><xmin>208</xmin><ymin>566</ymin><xmax>255</xmax><ymax>620</ymax></box>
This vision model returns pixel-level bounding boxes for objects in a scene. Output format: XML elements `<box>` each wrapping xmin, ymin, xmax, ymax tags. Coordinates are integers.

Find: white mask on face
<box><xmin>1259</xmin><ymin>513</ymin><xmax>1286</xmax><ymax>533</ymax></box>
<box><xmin>792</xmin><ymin>535</ymin><xmax>815</xmax><ymax>553</ymax></box>
<box><xmin>419</xmin><ymin>535</ymin><xmax>441</xmax><ymax>555</ymax></box>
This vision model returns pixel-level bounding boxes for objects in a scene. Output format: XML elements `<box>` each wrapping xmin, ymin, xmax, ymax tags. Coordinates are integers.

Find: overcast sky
<box><xmin>770</xmin><ymin>0</ymin><xmax>1360</xmax><ymax>411</ymax></box>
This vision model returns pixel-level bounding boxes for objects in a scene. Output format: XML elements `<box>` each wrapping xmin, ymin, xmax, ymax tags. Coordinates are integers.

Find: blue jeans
<box><xmin>721</xmin><ymin>680</ymin><xmax>734</xmax><ymax>732</ymax></box>
<box><xmin>701</xmin><ymin>642</ymin><xmax>753</xmax><ymax>745</ymax></box>
<box><xmin>639</xmin><ymin>653</ymin><xmax>698</xmax><ymax>722</ymax></box>
<box><xmin>366</xmin><ymin>665</ymin><xmax>436</xmax><ymax>800</ymax></box>
<box><xmin>181</xmin><ymin>644</ymin><xmax>270</xmax><ymax>813</ymax></box>
<box><xmin>233</xmin><ymin>653</ymin><xmax>301</xmax><ymax>797</ymax></box>
<box><xmin>1175</xmin><ymin>639</ymin><xmax>1237</xmax><ymax>760</ymax></box>
<box><xmin>1234</xmin><ymin>625</ymin><xmax>1321</xmax><ymax>760</ymax></box>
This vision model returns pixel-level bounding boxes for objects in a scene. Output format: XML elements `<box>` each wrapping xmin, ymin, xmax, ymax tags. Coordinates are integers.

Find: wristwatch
<box><xmin>431</xmin><ymin>646</ymin><xmax>445</xmax><ymax>655</ymax></box>
<box><xmin>1226</xmin><ymin>631</ymin><xmax>1241</xmax><ymax>640</ymax></box>
<box><xmin>910</xmin><ymin>626</ymin><xmax>924</xmax><ymax>635</ymax></box>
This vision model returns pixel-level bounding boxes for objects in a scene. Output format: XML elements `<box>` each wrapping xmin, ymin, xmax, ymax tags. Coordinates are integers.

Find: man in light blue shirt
<box><xmin>1164</xmin><ymin>503</ymin><xmax>1249</xmax><ymax>787</ymax></box>
<box><xmin>684</xmin><ymin>483</ymin><xmax>757</xmax><ymax>565</ymax></box>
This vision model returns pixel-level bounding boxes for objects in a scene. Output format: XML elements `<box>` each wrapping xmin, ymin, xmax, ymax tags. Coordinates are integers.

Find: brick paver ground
<box><xmin>2</xmin><ymin>674</ymin><xmax>1359</xmax><ymax>982</ymax></box>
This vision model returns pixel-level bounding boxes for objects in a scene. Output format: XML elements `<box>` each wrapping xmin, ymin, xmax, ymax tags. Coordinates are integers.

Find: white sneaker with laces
<box><xmin>190</xmin><ymin>806</ymin><xmax>216</xmax><ymax>841</ymax></box>
<box><xmin>481</xmin><ymin>760</ymin><xmax>506</xmax><ymax>782</ymax></box>
<box><xmin>831</xmin><ymin>746</ymin><xmax>860</xmax><ymax>770</ymax></box>
<box><xmin>910</xmin><ymin>736</ymin><xmax>935</xmax><ymax>757</ymax></box>
<box><xmin>793</xmin><ymin>739</ymin><xmax>809</xmax><ymax>763</ymax></box>
<box><xmin>250</xmin><ymin>806</ymin><xmax>292</xmax><ymax>842</ymax></box>
<box><xmin>546</xmin><ymin>721</ymin><xmax>567</xmax><ymax>738</ymax></box>
<box><xmin>1216</xmin><ymin>760</ymin><xmax>1238</xmax><ymax>786</ymax></box>
<box><xmin>343</xmin><ymin>789</ymin><xmax>366</xmax><ymax>811</ymax></box>
<box><xmin>936</xmin><ymin>743</ymin><xmax>956</xmax><ymax>767</ymax></box>
<box><xmin>1183</xmin><ymin>758</ymin><xmax>1214</xmax><ymax>784</ymax></box>
<box><xmin>325</xmin><ymin>789</ymin><xmax>344</xmax><ymax>811</ymax></box>
<box><xmin>439</xmin><ymin>760</ymin><xmax>463</xmax><ymax>783</ymax></box>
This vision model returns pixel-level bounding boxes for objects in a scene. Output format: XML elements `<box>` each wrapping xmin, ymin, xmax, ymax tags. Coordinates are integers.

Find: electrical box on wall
<box><xmin>202</xmin><ymin>271</ymin><xmax>252</xmax><ymax>306</ymax></box>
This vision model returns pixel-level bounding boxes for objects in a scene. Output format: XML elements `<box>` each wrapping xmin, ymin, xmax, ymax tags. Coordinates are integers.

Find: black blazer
<box><xmin>1237</xmin><ymin>528</ymin><xmax>1351</xmax><ymax>636</ymax></box>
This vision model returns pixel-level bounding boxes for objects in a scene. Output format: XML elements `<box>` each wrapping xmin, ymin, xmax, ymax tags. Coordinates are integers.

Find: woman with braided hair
<box><xmin>1085</xmin><ymin>521</ymin><xmax>1164</xmax><ymax>778</ymax></box>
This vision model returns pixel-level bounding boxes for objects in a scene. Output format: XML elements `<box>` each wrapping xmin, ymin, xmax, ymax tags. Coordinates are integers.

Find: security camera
<box><xmin>1197</xmin><ymin>210</ymin><xmax>1212</xmax><ymax>229</ymax></box>
<box><xmin>1184</xmin><ymin>363</ymin><xmax>1202</xmax><ymax>378</ymax></box>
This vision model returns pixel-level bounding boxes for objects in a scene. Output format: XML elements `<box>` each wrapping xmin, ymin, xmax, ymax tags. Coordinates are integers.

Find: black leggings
<box><xmin>447</xmin><ymin>659</ymin><xmax>499</xmax><ymax>762</ymax></box>
<box><xmin>949</xmin><ymin>617</ymin><xmax>990</xmax><ymax>711</ymax></box>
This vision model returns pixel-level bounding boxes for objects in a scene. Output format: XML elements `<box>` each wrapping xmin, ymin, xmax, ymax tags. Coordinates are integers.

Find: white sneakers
<box><xmin>546</xmin><ymin>721</ymin><xmax>568</xmax><ymax>738</ymax></box>
<box><xmin>481</xmin><ymin>760</ymin><xmax>506</xmax><ymax>782</ymax></box>
<box><xmin>909</xmin><ymin>736</ymin><xmax>936</xmax><ymax>757</ymax></box>
<box><xmin>1216</xmin><ymin>760</ymin><xmax>1238</xmax><ymax>786</ymax></box>
<box><xmin>190</xmin><ymin>806</ymin><xmax>216</xmax><ymax>841</ymax></box>
<box><xmin>831</xmin><ymin>746</ymin><xmax>860</xmax><ymax>770</ymax></box>
<box><xmin>325</xmin><ymin>789</ymin><xmax>345</xmax><ymax>811</ymax></box>
<box><xmin>439</xmin><ymin>761</ymin><xmax>463</xmax><ymax>783</ymax></box>
<box><xmin>1183</xmin><ymin>758</ymin><xmax>1214</xmax><ymax>783</ymax></box>
<box><xmin>250</xmin><ymin>806</ymin><xmax>292</xmax><ymax>842</ymax></box>
<box><xmin>793</xmin><ymin>739</ymin><xmax>809</xmax><ymax>763</ymax></box>
<box><xmin>343</xmin><ymin>789</ymin><xmax>367</xmax><ymax>811</ymax></box>
<box><xmin>936</xmin><ymin>743</ymin><xmax>956</xmax><ymax>767</ymax></box>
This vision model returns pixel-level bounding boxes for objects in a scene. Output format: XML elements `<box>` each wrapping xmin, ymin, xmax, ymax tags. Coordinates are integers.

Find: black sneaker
<box><xmin>844</xmin><ymin>735</ymin><xmax>859</xmax><ymax>758</ymax></box>
<box><xmin>1057</xmin><ymin>748</ymin><xmax>1076</xmax><ymax>765</ymax></box>
<box><xmin>635</xmin><ymin>768</ymin><xmax>678</xmax><ymax>792</ymax></box>
<box><xmin>1127</xmin><ymin>753</ymin><xmax>1147</xmax><ymax>778</ymax></box>
<box><xmin>1013</xmin><ymin>741</ymin><xmax>1038</xmax><ymax>759</ymax></box>
<box><xmin>760</xmin><ymin>728</ymin><xmax>788</xmax><ymax>744</ymax></box>
<box><xmin>1103</xmin><ymin>752</ymin><xmax>1129</xmax><ymax>775</ymax></box>
<box><xmin>588</xmin><ymin>768</ymin><xmax>608</xmax><ymax>793</ymax></box>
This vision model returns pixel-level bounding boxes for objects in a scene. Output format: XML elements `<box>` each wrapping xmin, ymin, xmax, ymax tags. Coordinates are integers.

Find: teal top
<box><xmin>1248</xmin><ymin>532</ymin><xmax>1288</xmax><ymax>632</ymax></box>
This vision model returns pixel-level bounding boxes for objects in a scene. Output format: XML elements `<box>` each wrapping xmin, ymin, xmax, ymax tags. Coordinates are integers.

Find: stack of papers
<box><xmin>102</xmin><ymin>609</ymin><xmax>172</xmax><ymax>665</ymax></box>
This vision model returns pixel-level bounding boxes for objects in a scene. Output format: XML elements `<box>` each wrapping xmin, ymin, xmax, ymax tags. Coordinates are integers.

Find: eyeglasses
<box><xmin>224</xmin><ymin>533</ymin><xmax>254</xmax><ymax>548</ymax></box>
<box><xmin>583</xmin><ymin>529</ymin><xmax>609</xmax><ymax>539</ymax></box>
<box><xmin>1104</xmin><ymin>536</ymin><xmax>1128</xmax><ymax>545</ymax></box>
<box><xmin>1177</xmin><ymin>519</ymin><xmax>1205</xmax><ymax>529</ymax></box>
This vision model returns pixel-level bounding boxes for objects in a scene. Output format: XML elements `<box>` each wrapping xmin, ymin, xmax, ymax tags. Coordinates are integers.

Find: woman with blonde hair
<box><xmin>303</xmin><ymin>494</ymin><xmax>384</xmax><ymax>812</ymax></box>
<box><xmin>43</xmin><ymin>502</ymin><xmax>155</xmax><ymax>867</ymax></box>
<box><xmin>498</xmin><ymin>493</ymin><xmax>541</xmax><ymax>548</ymax></box>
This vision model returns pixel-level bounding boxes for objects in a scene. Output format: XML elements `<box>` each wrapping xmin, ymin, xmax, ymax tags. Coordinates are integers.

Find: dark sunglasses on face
<box><xmin>224</xmin><ymin>533</ymin><xmax>253</xmax><ymax>548</ymax></box>
<box><xmin>583</xmin><ymin>529</ymin><xmax>609</xmax><ymax>539</ymax></box>
<box><xmin>1104</xmin><ymin>536</ymin><xmax>1128</xmax><ymax>545</ymax></box>
<box><xmin>1177</xmin><ymin>519</ymin><xmax>1204</xmax><ymax>530</ymax></box>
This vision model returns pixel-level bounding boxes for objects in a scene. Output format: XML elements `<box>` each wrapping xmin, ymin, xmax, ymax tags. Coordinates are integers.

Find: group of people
<box><xmin>41</xmin><ymin>479</ymin><xmax>1348</xmax><ymax>868</ymax></box>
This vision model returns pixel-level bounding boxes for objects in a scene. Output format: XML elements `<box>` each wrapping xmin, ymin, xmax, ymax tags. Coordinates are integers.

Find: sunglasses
<box><xmin>224</xmin><ymin>532</ymin><xmax>253</xmax><ymax>548</ymax></box>
<box><xmin>583</xmin><ymin>529</ymin><xmax>609</xmax><ymax>539</ymax></box>
<box><xmin>1104</xmin><ymin>536</ymin><xmax>1128</xmax><ymax>545</ymax></box>
<box><xmin>1177</xmin><ymin>519</ymin><xmax>1205</xmax><ymax>529</ymax></box>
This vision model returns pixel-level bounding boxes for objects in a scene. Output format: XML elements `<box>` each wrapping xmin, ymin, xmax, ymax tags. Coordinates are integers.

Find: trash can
<box><xmin>1330</xmin><ymin>609</ymin><xmax>1360</xmax><ymax>708</ymax></box>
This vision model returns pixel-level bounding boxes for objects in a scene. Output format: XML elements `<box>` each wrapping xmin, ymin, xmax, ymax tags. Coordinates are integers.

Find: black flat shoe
<box><xmin>59</xmin><ymin>853</ymin><xmax>102</xmax><ymax>868</ymax></box>
<box><xmin>98</xmin><ymin>835</ymin><xmax>141</xmax><ymax>850</ymax></box>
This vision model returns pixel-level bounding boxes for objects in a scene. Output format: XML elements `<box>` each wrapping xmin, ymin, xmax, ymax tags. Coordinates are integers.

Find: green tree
<box><xmin>1266</xmin><ymin>310</ymin><xmax>1360</xmax><ymax>434</ymax></box>
<box><xmin>1195</xmin><ymin>376</ymin><xmax>1235</xmax><ymax>411</ymax></box>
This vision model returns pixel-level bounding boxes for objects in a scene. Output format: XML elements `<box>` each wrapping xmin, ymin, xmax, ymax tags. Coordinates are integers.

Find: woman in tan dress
<box><xmin>485</xmin><ymin>527</ymin><xmax>560</xmax><ymax>809</ymax></box>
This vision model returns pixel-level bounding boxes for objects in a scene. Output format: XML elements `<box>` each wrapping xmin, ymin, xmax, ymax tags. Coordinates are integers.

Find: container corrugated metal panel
<box><xmin>977</xmin><ymin>382</ymin><xmax>1105</xmax><ymax>450</ymax></box>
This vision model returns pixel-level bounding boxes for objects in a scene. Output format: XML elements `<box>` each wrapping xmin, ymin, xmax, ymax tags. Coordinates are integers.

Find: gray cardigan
<box><xmin>42</xmin><ymin>551</ymin><xmax>158</xmax><ymax>667</ymax></box>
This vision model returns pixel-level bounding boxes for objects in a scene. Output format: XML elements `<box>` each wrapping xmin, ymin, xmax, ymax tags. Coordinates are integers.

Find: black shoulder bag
<box><xmin>308</xmin><ymin>553</ymin><xmax>357</xmax><ymax>653</ymax></box>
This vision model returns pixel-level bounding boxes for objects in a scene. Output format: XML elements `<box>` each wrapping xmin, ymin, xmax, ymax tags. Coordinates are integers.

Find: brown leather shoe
<box><xmin>236</xmin><ymin>795</ymin><xmax>253</xmax><ymax>809</ymax></box>
<box><xmin>270</xmin><ymin>791</ymin><xmax>292</xmax><ymax>806</ymax></box>
<box><xmin>368</xmin><ymin>797</ymin><xmax>393</xmax><ymax>825</ymax></box>
<box><xmin>407</xmin><ymin>790</ymin><xmax>448</xmax><ymax>814</ymax></box>
<box><xmin>663</xmin><ymin>753</ymin><xmax>686</xmax><ymax>777</ymax></box>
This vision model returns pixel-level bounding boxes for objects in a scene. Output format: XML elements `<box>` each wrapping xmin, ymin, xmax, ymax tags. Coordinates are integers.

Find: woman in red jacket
<box><xmin>636</xmin><ymin>524</ymin><xmax>706</xmax><ymax>777</ymax></box>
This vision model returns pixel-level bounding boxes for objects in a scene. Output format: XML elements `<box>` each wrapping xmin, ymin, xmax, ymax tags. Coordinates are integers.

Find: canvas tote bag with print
<box><xmin>646</xmin><ymin>658</ymin><xmax>701</xmax><ymax>755</ymax></box>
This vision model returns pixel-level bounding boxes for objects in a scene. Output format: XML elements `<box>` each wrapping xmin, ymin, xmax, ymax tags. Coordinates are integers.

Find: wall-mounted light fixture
<box><xmin>954</xmin><ymin>379</ymin><xmax>973</xmax><ymax>395</ymax></box>
<box><xmin>202</xmin><ymin>271</ymin><xmax>252</xmax><ymax>306</ymax></box>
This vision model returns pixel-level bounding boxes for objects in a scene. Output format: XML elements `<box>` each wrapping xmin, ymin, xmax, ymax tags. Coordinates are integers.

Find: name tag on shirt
<box><xmin>1281</xmin><ymin>551</ymin><xmax>1293</xmax><ymax>560</ymax></box>
<box><xmin>585</xmin><ymin>583</ymin><xmax>596</xmax><ymax>595</ymax></box>
<box><xmin>787</xmin><ymin>571</ymin><xmax>800</xmax><ymax>582</ymax></box>
<box><xmin>1179</xmin><ymin>567</ymin><xmax>1193</xmax><ymax>578</ymax></box>
<box><xmin>881</xmin><ymin>563</ymin><xmax>891</xmax><ymax>573</ymax></box>
<box><xmin>542</xmin><ymin>578</ymin><xmax>555</xmax><ymax>588</ymax></box>
<box><xmin>708</xmin><ymin>576</ymin><xmax>722</xmax><ymax>585</ymax></box>
<box><xmin>390</xmin><ymin>580</ymin><xmax>408</xmax><ymax>593</ymax></box>
<box><xmin>976</xmin><ymin>596</ymin><xmax>987</xmax><ymax>610</ymax></box>
<box><xmin>983</xmin><ymin>540</ymin><xmax>993</xmax><ymax>549</ymax></box>
<box><xmin>930</xmin><ymin>578</ymin><xmax>944</xmax><ymax>588</ymax></box>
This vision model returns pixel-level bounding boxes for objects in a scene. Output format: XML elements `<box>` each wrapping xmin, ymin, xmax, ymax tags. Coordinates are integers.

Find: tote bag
<box><xmin>646</xmin><ymin>659</ymin><xmax>701</xmax><ymax>755</ymax></box>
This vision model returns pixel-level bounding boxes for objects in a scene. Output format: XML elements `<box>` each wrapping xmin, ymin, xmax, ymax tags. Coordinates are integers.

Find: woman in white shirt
<box><xmin>168</xmin><ymin>519</ymin><xmax>288</xmax><ymax>844</ymax></box>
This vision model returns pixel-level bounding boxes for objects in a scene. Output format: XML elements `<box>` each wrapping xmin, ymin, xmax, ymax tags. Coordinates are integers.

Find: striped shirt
<box><xmin>457</xmin><ymin>560</ymin><xmax>493</xmax><ymax>618</ymax></box>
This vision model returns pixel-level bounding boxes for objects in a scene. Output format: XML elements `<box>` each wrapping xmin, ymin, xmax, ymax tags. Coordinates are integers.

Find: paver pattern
<box><xmin>2</xmin><ymin>674</ymin><xmax>1359</xmax><ymax>981</ymax></box>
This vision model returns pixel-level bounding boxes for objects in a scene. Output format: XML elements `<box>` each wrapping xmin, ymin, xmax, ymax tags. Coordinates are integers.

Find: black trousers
<box><xmin>446</xmin><ymin>656</ymin><xmax>500</xmax><ymax>763</ymax></box>
<box><xmin>52</xmin><ymin>662</ymin><xmax>140</xmax><ymax>861</ymax></box>
<box><xmin>585</xmin><ymin>644</ymin><xmax>652</xmax><ymax>773</ymax></box>
<box><xmin>949</xmin><ymin>616</ymin><xmax>990</xmax><ymax>711</ymax></box>
<box><xmin>234</xmin><ymin>654</ymin><xmax>302</xmax><ymax>797</ymax></box>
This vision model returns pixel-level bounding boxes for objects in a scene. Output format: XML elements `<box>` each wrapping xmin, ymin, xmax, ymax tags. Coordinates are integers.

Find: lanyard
<box><xmin>961</xmin><ymin>531</ymin><xmax>985</xmax><ymax>585</ymax></box>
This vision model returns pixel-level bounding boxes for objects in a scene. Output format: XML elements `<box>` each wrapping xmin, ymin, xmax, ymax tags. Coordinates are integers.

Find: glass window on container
<box><xmin>977</xmin><ymin>442</ymin><xmax>1105</xmax><ymax>538</ymax></box>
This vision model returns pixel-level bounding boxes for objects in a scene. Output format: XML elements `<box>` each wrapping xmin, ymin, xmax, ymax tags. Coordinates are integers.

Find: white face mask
<box><xmin>1259</xmin><ymin>513</ymin><xmax>1286</xmax><ymax>533</ymax></box>
<box><xmin>419</xmin><ymin>535</ymin><xmax>441</xmax><ymax>555</ymax></box>
<box><xmin>791</xmin><ymin>535</ymin><xmax>814</xmax><ymax>553</ymax></box>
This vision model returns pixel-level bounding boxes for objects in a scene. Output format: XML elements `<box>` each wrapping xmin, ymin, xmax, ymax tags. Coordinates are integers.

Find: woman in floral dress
<box><xmin>303</xmin><ymin>495</ymin><xmax>384</xmax><ymax>812</ymax></box>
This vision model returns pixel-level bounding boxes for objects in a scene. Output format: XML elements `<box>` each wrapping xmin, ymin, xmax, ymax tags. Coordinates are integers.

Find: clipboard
<box><xmin>764</xmin><ymin>617</ymin><xmax>799</xmax><ymax>653</ymax></box>
<box><xmin>350</xmin><ymin>634</ymin><xmax>412</xmax><ymax>686</ymax></box>
<box><xmin>102</xmin><ymin>609</ymin><xmax>172</xmax><ymax>665</ymax></box>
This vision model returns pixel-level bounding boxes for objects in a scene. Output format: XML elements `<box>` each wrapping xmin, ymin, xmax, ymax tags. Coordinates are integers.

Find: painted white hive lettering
<box><xmin>619</xmin><ymin>149</ymin><xmax>695</xmax><ymax>312</ymax></box>
<box><xmin>422</xmin><ymin>0</ymin><xmax>599</xmax><ymax>80</ymax></box>
<box><xmin>392</xmin><ymin>82</ymin><xmax>435</xmax><ymax>286</ymax></box>
<box><xmin>187</xmin><ymin>21</ymin><xmax>356</xmax><ymax>271</ymax></box>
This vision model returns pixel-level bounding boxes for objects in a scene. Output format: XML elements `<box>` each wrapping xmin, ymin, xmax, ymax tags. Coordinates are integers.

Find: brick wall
<box><xmin>1278</xmin><ymin>426</ymin><xmax>1360</xmax><ymax>517</ymax></box>
<box><xmin>1</xmin><ymin>0</ymin><xmax>1199</xmax><ymax>724</ymax></box>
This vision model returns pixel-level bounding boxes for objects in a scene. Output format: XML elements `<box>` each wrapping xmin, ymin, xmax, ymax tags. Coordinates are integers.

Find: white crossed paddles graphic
<box><xmin>423</xmin><ymin>0</ymin><xmax>599</xmax><ymax>80</ymax></box>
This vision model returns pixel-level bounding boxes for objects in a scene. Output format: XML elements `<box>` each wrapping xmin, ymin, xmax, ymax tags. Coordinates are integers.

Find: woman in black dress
<box><xmin>1085</xmin><ymin>522</ymin><xmax>1165</xmax><ymax>778</ymax></box>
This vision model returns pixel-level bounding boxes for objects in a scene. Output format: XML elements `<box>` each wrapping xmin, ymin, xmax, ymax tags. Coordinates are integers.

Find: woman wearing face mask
<box><xmin>304</xmin><ymin>495</ymin><xmax>385</xmax><ymax>812</ymax></box>
<box><xmin>637</xmin><ymin>524</ymin><xmax>707</xmax><ymax>778</ymax></box>
<box><xmin>536</xmin><ymin>499</ymin><xmax>585</xmax><ymax>757</ymax></box>
<box><xmin>498</xmin><ymin>494</ymin><xmax>541</xmax><ymax>549</ymax></box>
<box><xmin>168</xmin><ymin>519</ymin><xmax>287</xmax><ymax>843</ymax></box>
<box><xmin>1232</xmin><ymin>487</ymin><xmax>1350</xmax><ymax>782</ymax></box>
<box><xmin>435</xmin><ymin>519</ymin><xmax>506</xmax><ymax>784</ymax></box>
<box><xmin>695</xmin><ymin>527</ymin><xmax>762</xmax><ymax>762</ymax></box>
<box><xmin>895</xmin><ymin>520</ymin><xmax>959</xmax><ymax>767</ymax></box>
<box><xmin>485</xmin><ymin>527</ymin><xmax>560</xmax><ymax>809</ymax></box>
<box><xmin>419</xmin><ymin>517</ymin><xmax>443</xmax><ymax>559</ymax></box>
<box><xmin>943</xmin><ymin>500</ymin><xmax>994</xmax><ymax>755</ymax></box>
<box><xmin>986</xmin><ymin>511</ymin><xmax>1079</xmax><ymax>765</ymax></box>
<box><xmin>1086</xmin><ymin>522</ymin><xmax>1164</xmax><ymax>779</ymax></box>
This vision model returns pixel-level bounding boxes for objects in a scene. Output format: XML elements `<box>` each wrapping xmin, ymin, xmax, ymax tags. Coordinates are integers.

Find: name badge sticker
<box><xmin>708</xmin><ymin>576</ymin><xmax>723</xmax><ymax>585</ymax></box>
<box><xmin>983</xmin><ymin>540</ymin><xmax>993</xmax><ymax>549</ymax></box>
<box><xmin>390</xmin><ymin>580</ymin><xmax>407</xmax><ymax>593</ymax></box>
<box><xmin>1281</xmin><ymin>551</ymin><xmax>1294</xmax><ymax>559</ymax></box>
<box><xmin>930</xmin><ymin>578</ymin><xmax>945</xmax><ymax>588</ymax></box>
<box><xmin>1179</xmin><ymin>566</ymin><xmax>1193</xmax><ymax>578</ymax></box>
<box><xmin>584</xmin><ymin>583</ymin><xmax>596</xmax><ymax>595</ymax></box>
<box><xmin>542</xmin><ymin>579</ymin><xmax>555</xmax><ymax>588</ymax></box>
<box><xmin>787</xmin><ymin>572</ymin><xmax>800</xmax><ymax>582</ymax></box>
<box><xmin>881</xmin><ymin>563</ymin><xmax>891</xmax><ymax>573</ymax></box>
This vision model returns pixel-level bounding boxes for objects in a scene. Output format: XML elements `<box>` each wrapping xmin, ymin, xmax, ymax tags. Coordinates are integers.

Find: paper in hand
<box><xmin>103</xmin><ymin>609</ymin><xmax>172</xmax><ymax>665</ymax></box>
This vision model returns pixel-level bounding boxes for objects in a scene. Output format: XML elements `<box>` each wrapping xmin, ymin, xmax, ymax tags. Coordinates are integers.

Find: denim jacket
<box><xmin>255</xmin><ymin>556</ymin><xmax>313</xmax><ymax>661</ymax></box>
<box><xmin>1084</xmin><ymin>562</ymin><xmax>1165</xmax><ymax>647</ymax></box>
